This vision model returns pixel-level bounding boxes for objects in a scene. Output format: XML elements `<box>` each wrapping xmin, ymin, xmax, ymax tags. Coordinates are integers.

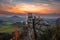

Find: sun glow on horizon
<box><xmin>2</xmin><ymin>3</ymin><xmax>60</xmax><ymax>15</ymax></box>
<box><xmin>19</xmin><ymin>4</ymin><xmax>40</xmax><ymax>12</ymax></box>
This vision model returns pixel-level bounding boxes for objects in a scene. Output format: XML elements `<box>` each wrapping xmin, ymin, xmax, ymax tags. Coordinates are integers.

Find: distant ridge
<box><xmin>0</xmin><ymin>16</ymin><xmax>27</xmax><ymax>23</ymax></box>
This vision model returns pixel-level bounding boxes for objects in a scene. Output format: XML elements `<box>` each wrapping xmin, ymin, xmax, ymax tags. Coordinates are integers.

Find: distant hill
<box><xmin>43</xmin><ymin>18</ymin><xmax>58</xmax><ymax>26</ymax></box>
<box><xmin>0</xmin><ymin>16</ymin><xmax>59</xmax><ymax>26</ymax></box>
<box><xmin>0</xmin><ymin>16</ymin><xmax>27</xmax><ymax>23</ymax></box>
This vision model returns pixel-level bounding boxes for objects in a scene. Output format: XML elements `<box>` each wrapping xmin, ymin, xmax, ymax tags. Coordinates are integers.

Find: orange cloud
<box><xmin>1</xmin><ymin>3</ymin><xmax>60</xmax><ymax>15</ymax></box>
<box><xmin>4</xmin><ymin>8</ymin><xmax>27</xmax><ymax>14</ymax></box>
<box><xmin>0</xmin><ymin>14</ymin><xmax>5</xmax><ymax>16</ymax></box>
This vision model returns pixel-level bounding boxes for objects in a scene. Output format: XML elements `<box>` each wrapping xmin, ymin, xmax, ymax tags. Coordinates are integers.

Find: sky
<box><xmin>0</xmin><ymin>0</ymin><xmax>60</xmax><ymax>18</ymax></box>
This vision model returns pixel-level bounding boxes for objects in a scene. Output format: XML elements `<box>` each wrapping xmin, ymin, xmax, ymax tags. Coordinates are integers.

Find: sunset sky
<box><xmin>0</xmin><ymin>0</ymin><xmax>60</xmax><ymax>18</ymax></box>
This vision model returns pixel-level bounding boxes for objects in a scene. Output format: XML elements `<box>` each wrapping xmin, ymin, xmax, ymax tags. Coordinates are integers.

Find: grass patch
<box><xmin>0</xmin><ymin>27</ymin><xmax>22</xmax><ymax>34</ymax></box>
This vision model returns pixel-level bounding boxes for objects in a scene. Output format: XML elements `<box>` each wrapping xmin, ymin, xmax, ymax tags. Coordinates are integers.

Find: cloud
<box><xmin>0</xmin><ymin>0</ymin><xmax>14</xmax><ymax>3</ymax></box>
<box><xmin>0</xmin><ymin>0</ymin><xmax>14</xmax><ymax>10</ymax></box>
<box><xmin>8</xmin><ymin>0</ymin><xmax>14</xmax><ymax>3</ymax></box>
<box><xmin>0</xmin><ymin>2</ymin><xmax>60</xmax><ymax>14</ymax></box>
<box><xmin>0</xmin><ymin>3</ymin><xmax>10</xmax><ymax>8</ymax></box>
<box><xmin>0</xmin><ymin>10</ymin><xmax>26</xmax><ymax>15</ymax></box>
<box><xmin>0</xmin><ymin>0</ymin><xmax>60</xmax><ymax>18</ymax></box>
